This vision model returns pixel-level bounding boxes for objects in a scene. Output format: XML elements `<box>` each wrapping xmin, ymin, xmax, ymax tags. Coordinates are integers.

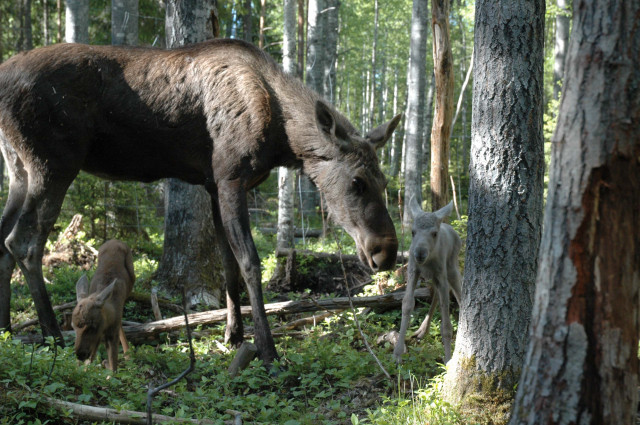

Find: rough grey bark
<box><xmin>552</xmin><ymin>0</ymin><xmax>570</xmax><ymax>101</ymax></box>
<box><xmin>443</xmin><ymin>0</ymin><xmax>545</xmax><ymax>409</ymax></box>
<box><xmin>402</xmin><ymin>0</ymin><xmax>428</xmax><ymax>223</ymax></box>
<box><xmin>509</xmin><ymin>0</ymin><xmax>640</xmax><ymax>423</ymax></box>
<box><xmin>111</xmin><ymin>0</ymin><xmax>138</xmax><ymax>46</ymax></box>
<box><xmin>64</xmin><ymin>0</ymin><xmax>89</xmax><ymax>43</ymax></box>
<box><xmin>276</xmin><ymin>0</ymin><xmax>297</xmax><ymax>254</ymax></box>
<box><xmin>155</xmin><ymin>0</ymin><xmax>224</xmax><ymax>309</ymax></box>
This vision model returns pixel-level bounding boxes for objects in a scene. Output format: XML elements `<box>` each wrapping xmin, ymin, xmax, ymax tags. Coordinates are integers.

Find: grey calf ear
<box><xmin>76</xmin><ymin>275</ymin><xmax>90</xmax><ymax>302</ymax></box>
<box><xmin>366</xmin><ymin>113</ymin><xmax>402</xmax><ymax>149</ymax></box>
<box><xmin>94</xmin><ymin>279</ymin><xmax>118</xmax><ymax>307</ymax></box>
<box><xmin>409</xmin><ymin>195</ymin><xmax>423</xmax><ymax>220</ymax></box>
<box><xmin>434</xmin><ymin>201</ymin><xmax>454</xmax><ymax>221</ymax></box>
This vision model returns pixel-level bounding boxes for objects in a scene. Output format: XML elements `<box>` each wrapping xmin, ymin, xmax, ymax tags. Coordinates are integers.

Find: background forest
<box><xmin>0</xmin><ymin>0</ymin><xmax>563</xmax><ymax>244</ymax></box>
<box><xmin>0</xmin><ymin>0</ymin><xmax>578</xmax><ymax>424</ymax></box>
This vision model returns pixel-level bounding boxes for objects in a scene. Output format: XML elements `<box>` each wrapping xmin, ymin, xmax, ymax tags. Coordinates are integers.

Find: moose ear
<box><xmin>76</xmin><ymin>275</ymin><xmax>90</xmax><ymax>302</ymax></box>
<box><xmin>434</xmin><ymin>201</ymin><xmax>454</xmax><ymax>221</ymax></box>
<box><xmin>366</xmin><ymin>113</ymin><xmax>402</xmax><ymax>149</ymax></box>
<box><xmin>94</xmin><ymin>279</ymin><xmax>118</xmax><ymax>307</ymax></box>
<box><xmin>409</xmin><ymin>195</ymin><xmax>423</xmax><ymax>219</ymax></box>
<box><xmin>315</xmin><ymin>101</ymin><xmax>337</xmax><ymax>139</ymax></box>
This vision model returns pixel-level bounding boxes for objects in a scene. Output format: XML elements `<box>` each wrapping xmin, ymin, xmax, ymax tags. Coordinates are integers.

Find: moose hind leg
<box><xmin>0</xmin><ymin>155</ymin><xmax>27</xmax><ymax>332</ymax></box>
<box><xmin>5</xmin><ymin>172</ymin><xmax>76</xmax><ymax>343</ymax></box>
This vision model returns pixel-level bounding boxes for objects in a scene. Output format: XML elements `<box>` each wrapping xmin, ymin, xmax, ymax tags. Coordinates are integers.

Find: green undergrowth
<box><xmin>2</xmin><ymin>218</ymin><xmax>472</xmax><ymax>424</ymax></box>
<box><xmin>1</xmin><ymin>303</ymin><xmax>469</xmax><ymax>424</ymax></box>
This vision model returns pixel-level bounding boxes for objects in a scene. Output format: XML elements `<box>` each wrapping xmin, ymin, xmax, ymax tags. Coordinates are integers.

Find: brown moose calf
<box><xmin>72</xmin><ymin>240</ymin><xmax>135</xmax><ymax>372</ymax></box>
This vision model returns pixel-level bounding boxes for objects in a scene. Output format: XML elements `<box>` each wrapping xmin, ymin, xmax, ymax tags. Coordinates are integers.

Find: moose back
<box><xmin>0</xmin><ymin>39</ymin><xmax>400</xmax><ymax>363</ymax></box>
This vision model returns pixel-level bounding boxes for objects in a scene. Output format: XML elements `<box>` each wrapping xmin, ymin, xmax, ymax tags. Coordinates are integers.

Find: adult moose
<box><xmin>0</xmin><ymin>39</ymin><xmax>400</xmax><ymax>364</ymax></box>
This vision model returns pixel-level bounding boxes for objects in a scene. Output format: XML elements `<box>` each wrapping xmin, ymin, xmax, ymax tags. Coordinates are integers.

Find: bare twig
<box><xmin>146</xmin><ymin>291</ymin><xmax>196</xmax><ymax>425</ymax></box>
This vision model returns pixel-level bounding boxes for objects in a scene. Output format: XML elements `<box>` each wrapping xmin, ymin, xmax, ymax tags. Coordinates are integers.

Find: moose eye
<box><xmin>411</xmin><ymin>230</ymin><xmax>416</xmax><ymax>237</ymax></box>
<box><xmin>351</xmin><ymin>177</ymin><xmax>365</xmax><ymax>194</ymax></box>
<box><xmin>431</xmin><ymin>230</ymin><xmax>438</xmax><ymax>238</ymax></box>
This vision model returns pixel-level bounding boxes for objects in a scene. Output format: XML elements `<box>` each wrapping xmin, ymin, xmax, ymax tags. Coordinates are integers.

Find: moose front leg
<box><xmin>210</xmin><ymin>196</ymin><xmax>244</xmax><ymax>347</ymax></box>
<box><xmin>394</xmin><ymin>260</ymin><xmax>420</xmax><ymax>363</ymax></box>
<box><xmin>216</xmin><ymin>181</ymin><xmax>278</xmax><ymax>365</ymax></box>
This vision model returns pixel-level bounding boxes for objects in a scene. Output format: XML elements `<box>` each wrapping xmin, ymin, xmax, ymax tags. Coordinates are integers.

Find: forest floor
<box><xmin>0</xmin><ymin>239</ymin><xmax>480</xmax><ymax>425</ymax></box>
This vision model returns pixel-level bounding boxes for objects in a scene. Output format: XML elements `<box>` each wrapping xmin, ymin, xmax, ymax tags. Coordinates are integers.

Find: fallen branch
<box><xmin>43</xmin><ymin>397</ymin><xmax>218</xmax><ymax>424</ymax></box>
<box><xmin>13</xmin><ymin>302</ymin><xmax>76</xmax><ymax>331</ymax></box>
<box><xmin>275</xmin><ymin>248</ymin><xmax>409</xmax><ymax>264</ymax></box>
<box><xmin>271</xmin><ymin>311</ymin><xmax>338</xmax><ymax>333</ymax></box>
<box><xmin>122</xmin><ymin>288</ymin><xmax>431</xmax><ymax>343</ymax></box>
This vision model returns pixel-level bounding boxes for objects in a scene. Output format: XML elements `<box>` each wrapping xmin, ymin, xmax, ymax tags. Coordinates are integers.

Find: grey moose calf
<box><xmin>72</xmin><ymin>240</ymin><xmax>135</xmax><ymax>372</ymax></box>
<box><xmin>393</xmin><ymin>198</ymin><xmax>462</xmax><ymax>364</ymax></box>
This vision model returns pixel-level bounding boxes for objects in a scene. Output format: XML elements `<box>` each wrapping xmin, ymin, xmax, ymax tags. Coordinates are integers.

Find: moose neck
<box><xmin>272</xmin><ymin>75</ymin><xmax>347</xmax><ymax>188</ymax></box>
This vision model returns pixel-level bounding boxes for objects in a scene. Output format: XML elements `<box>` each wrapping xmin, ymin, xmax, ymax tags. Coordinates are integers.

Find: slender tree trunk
<box><xmin>23</xmin><ymin>0</ymin><xmax>33</xmax><ymax>50</ymax></box>
<box><xmin>275</xmin><ymin>0</ymin><xmax>297</xmax><ymax>272</ymax></box>
<box><xmin>429</xmin><ymin>0</ymin><xmax>454</xmax><ymax>210</ymax></box>
<box><xmin>323</xmin><ymin>0</ymin><xmax>339</xmax><ymax>104</ymax></box>
<box><xmin>258</xmin><ymin>0</ymin><xmax>265</xmax><ymax>48</ymax></box>
<box><xmin>421</xmin><ymin>71</ymin><xmax>435</xmax><ymax>173</ymax></box>
<box><xmin>443</xmin><ymin>0</ymin><xmax>545</xmax><ymax>415</ymax></box>
<box><xmin>65</xmin><ymin>0</ymin><xmax>89</xmax><ymax>44</ymax></box>
<box><xmin>111</xmin><ymin>0</ymin><xmax>138</xmax><ymax>46</ymax></box>
<box><xmin>300</xmin><ymin>0</ymin><xmax>325</xmax><ymax>218</ymax></box>
<box><xmin>402</xmin><ymin>0</ymin><xmax>428</xmax><ymax>223</ymax></box>
<box><xmin>42</xmin><ymin>0</ymin><xmax>49</xmax><ymax>45</ymax></box>
<box><xmin>155</xmin><ymin>0</ymin><xmax>225</xmax><ymax>309</ymax></box>
<box><xmin>242</xmin><ymin>0</ymin><xmax>252</xmax><ymax>43</ymax></box>
<box><xmin>368</xmin><ymin>0</ymin><xmax>379</xmax><ymax>129</ymax></box>
<box><xmin>297</xmin><ymin>0</ymin><xmax>304</xmax><ymax>79</ymax></box>
<box><xmin>552</xmin><ymin>0</ymin><xmax>570</xmax><ymax>101</ymax></box>
<box><xmin>56</xmin><ymin>0</ymin><xmax>61</xmax><ymax>43</ymax></box>
<box><xmin>509</xmin><ymin>0</ymin><xmax>640</xmax><ymax>423</ymax></box>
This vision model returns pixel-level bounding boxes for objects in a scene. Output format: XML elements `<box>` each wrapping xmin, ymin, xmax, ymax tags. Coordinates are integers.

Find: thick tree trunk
<box><xmin>402</xmin><ymin>0</ymin><xmax>429</xmax><ymax>223</ymax></box>
<box><xmin>509</xmin><ymin>0</ymin><xmax>640</xmax><ymax>423</ymax></box>
<box><xmin>65</xmin><ymin>0</ymin><xmax>89</xmax><ymax>44</ymax></box>
<box><xmin>443</xmin><ymin>0</ymin><xmax>545</xmax><ymax>414</ymax></box>
<box><xmin>156</xmin><ymin>1</ymin><xmax>224</xmax><ymax>309</ymax></box>
<box><xmin>552</xmin><ymin>0</ymin><xmax>570</xmax><ymax>101</ymax></box>
<box><xmin>111</xmin><ymin>0</ymin><xmax>138</xmax><ymax>46</ymax></box>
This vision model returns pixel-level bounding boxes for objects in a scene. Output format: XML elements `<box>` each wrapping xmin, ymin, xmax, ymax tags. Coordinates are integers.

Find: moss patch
<box><xmin>443</xmin><ymin>355</ymin><xmax>518</xmax><ymax>425</ymax></box>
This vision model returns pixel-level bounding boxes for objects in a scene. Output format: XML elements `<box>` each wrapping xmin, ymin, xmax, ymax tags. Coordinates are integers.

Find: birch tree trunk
<box><xmin>64</xmin><ymin>0</ymin><xmax>89</xmax><ymax>43</ymax></box>
<box><xmin>402</xmin><ymin>0</ymin><xmax>429</xmax><ymax>223</ymax></box>
<box><xmin>300</xmin><ymin>0</ymin><xmax>325</xmax><ymax>218</ymax></box>
<box><xmin>509</xmin><ymin>0</ymin><xmax>640</xmax><ymax>423</ymax></box>
<box><xmin>155</xmin><ymin>0</ymin><xmax>224</xmax><ymax>309</ymax></box>
<box><xmin>443</xmin><ymin>0</ymin><xmax>545</xmax><ymax>415</ymax></box>
<box><xmin>111</xmin><ymin>0</ymin><xmax>138</xmax><ymax>46</ymax></box>
<box><xmin>552</xmin><ymin>0</ymin><xmax>570</xmax><ymax>101</ymax></box>
<box><xmin>429</xmin><ymin>0</ymin><xmax>454</xmax><ymax>210</ymax></box>
<box><xmin>275</xmin><ymin>0</ymin><xmax>297</xmax><ymax>261</ymax></box>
